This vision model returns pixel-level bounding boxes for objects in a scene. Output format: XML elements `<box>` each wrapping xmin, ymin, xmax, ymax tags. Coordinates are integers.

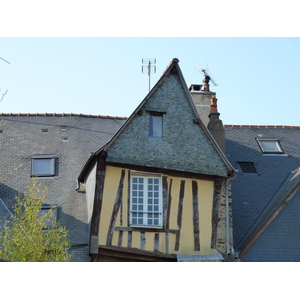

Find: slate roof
<box><xmin>224</xmin><ymin>125</ymin><xmax>300</xmax><ymax>252</ymax></box>
<box><xmin>0</xmin><ymin>113</ymin><xmax>126</xmax><ymax>261</ymax></box>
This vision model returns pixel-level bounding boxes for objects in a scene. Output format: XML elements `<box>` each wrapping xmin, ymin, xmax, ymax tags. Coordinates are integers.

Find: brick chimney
<box><xmin>207</xmin><ymin>96</ymin><xmax>226</xmax><ymax>153</ymax></box>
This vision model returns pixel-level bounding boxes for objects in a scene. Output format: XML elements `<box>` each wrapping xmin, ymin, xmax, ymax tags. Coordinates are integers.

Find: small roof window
<box><xmin>238</xmin><ymin>162</ymin><xmax>258</xmax><ymax>174</ymax></box>
<box><xmin>31</xmin><ymin>155</ymin><xmax>56</xmax><ymax>177</ymax></box>
<box><xmin>256</xmin><ymin>139</ymin><xmax>285</xmax><ymax>154</ymax></box>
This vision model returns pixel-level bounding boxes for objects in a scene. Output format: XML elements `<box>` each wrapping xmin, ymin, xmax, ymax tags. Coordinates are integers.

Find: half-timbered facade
<box><xmin>78</xmin><ymin>58</ymin><xmax>235</xmax><ymax>262</ymax></box>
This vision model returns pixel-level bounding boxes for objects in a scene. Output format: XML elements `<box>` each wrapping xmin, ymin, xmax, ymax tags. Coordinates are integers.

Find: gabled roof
<box><xmin>224</xmin><ymin>125</ymin><xmax>300</xmax><ymax>251</ymax></box>
<box><xmin>78</xmin><ymin>58</ymin><xmax>234</xmax><ymax>180</ymax></box>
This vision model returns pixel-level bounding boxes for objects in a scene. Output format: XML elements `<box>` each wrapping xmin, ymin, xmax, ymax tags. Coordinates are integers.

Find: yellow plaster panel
<box><xmin>167</xmin><ymin>177</ymin><xmax>181</xmax><ymax>230</ymax></box>
<box><xmin>144</xmin><ymin>232</ymin><xmax>155</xmax><ymax>252</ymax></box>
<box><xmin>198</xmin><ymin>180</ymin><xmax>215</xmax><ymax>255</ymax></box>
<box><xmin>131</xmin><ymin>231</ymin><xmax>140</xmax><ymax>249</ymax></box>
<box><xmin>176</xmin><ymin>179</ymin><xmax>194</xmax><ymax>255</ymax></box>
<box><xmin>98</xmin><ymin>166</ymin><xmax>124</xmax><ymax>246</ymax></box>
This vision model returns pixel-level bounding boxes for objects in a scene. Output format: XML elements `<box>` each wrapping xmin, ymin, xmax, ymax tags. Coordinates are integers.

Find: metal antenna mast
<box><xmin>142</xmin><ymin>58</ymin><xmax>156</xmax><ymax>92</ymax></box>
<box><xmin>0</xmin><ymin>57</ymin><xmax>10</xmax><ymax>64</ymax></box>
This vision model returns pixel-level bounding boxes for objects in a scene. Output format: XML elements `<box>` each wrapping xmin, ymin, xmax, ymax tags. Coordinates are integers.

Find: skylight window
<box><xmin>238</xmin><ymin>162</ymin><xmax>258</xmax><ymax>174</ymax></box>
<box><xmin>256</xmin><ymin>139</ymin><xmax>285</xmax><ymax>154</ymax></box>
<box><xmin>31</xmin><ymin>155</ymin><xmax>56</xmax><ymax>177</ymax></box>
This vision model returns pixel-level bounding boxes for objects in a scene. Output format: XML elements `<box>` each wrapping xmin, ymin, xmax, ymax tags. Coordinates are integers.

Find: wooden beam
<box><xmin>162</xmin><ymin>176</ymin><xmax>168</xmax><ymax>228</ymax></box>
<box><xmin>118</xmin><ymin>231</ymin><xmax>123</xmax><ymax>247</ymax></box>
<box><xmin>192</xmin><ymin>180</ymin><xmax>200</xmax><ymax>251</ymax></box>
<box><xmin>127</xmin><ymin>170</ymin><xmax>131</xmax><ymax>226</ymax></box>
<box><xmin>114</xmin><ymin>226</ymin><xmax>179</xmax><ymax>234</ymax></box>
<box><xmin>140</xmin><ymin>232</ymin><xmax>146</xmax><ymax>250</ymax></box>
<box><xmin>175</xmin><ymin>180</ymin><xmax>185</xmax><ymax>251</ymax></box>
<box><xmin>106</xmin><ymin>162</ymin><xmax>215</xmax><ymax>182</ymax></box>
<box><xmin>166</xmin><ymin>178</ymin><xmax>173</xmax><ymax>229</ymax></box>
<box><xmin>154</xmin><ymin>233</ymin><xmax>160</xmax><ymax>251</ymax></box>
<box><xmin>127</xmin><ymin>231</ymin><xmax>132</xmax><ymax>248</ymax></box>
<box><xmin>89</xmin><ymin>155</ymin><xmax>106</xmax><ymax>254</ymax></box>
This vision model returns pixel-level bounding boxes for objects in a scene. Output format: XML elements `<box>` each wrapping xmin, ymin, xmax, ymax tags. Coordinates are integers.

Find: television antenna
<box><xmin>142</xmin><ymin>58</ymin><xmax>156</xmax><ymax>92</ymax></box>
<box><xmin>0</xmin><ymin>57</ymin><xmax>10</xmax><ymax>64</ymax></box>
<box><xmin>201</xmin><ymin>68</ymin><xmax>218</xmax><ymax>92</ymax></box>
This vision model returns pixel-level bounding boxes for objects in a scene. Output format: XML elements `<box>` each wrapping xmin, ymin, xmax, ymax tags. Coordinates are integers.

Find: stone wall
<box><xmin>216</xmin><ymin>178</ymin><xmax>234</xmax><ymax>257</ymax></box>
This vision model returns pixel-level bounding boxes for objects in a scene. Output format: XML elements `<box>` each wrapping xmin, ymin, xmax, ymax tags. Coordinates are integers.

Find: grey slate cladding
<box><xmin>107</xmin><ymin>71</ymin><xmax>229</xmax><ymax>177</ymax></box>
<box><xmin>0</xmin><ymin>114</ymin><xmax>125</xmax><ymax>261</ymax></box>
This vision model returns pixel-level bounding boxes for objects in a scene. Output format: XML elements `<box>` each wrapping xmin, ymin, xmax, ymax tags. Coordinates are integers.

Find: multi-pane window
<box><xmin>130</xmin><ymin>173</ymin><xmax>162</xmax><ymax>227</ymax></box>
<box><xmin>31</xmin><ymin>155</ymin><xmax>56</xmax><ymax>177</ymax></box>
<box><xmin>256</xmin><ymin>139</ymin><xmax>285</xmax><ymax>154</ymax></box>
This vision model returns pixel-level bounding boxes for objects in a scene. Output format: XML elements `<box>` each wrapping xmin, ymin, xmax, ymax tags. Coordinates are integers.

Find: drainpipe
<box><xmin>225</xmin><ymin>173</ymin><xmax>236</xmax><ymax>255</ymax></box>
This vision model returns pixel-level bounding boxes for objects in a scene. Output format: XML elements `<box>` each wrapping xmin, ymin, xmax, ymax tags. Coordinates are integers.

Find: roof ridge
<box><xmin>0</xmin><ymin>113</ymin><xmax>127</xmax><ymax>120</ymax></box>
<box><xmin>224</xmin><ymin>124</ymin><xmax>300</xmax><ymax>128</ymax></box>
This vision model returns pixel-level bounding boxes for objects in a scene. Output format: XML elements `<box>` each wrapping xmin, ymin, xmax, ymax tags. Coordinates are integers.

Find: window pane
<box><xmin>130</xmin><ymin>175</ymin><xmax>162</xmax><ymax>227</ymax></box>
<box><xmin>32</xmin><ymin>158</ymin><xmax>54</xmax><ymax>176</ymax></box>
<box><xmin>257</xmin><ymin>139</ymin><xmax>284</xmax><ymax>154</ymax></box>
<box><xmin>149</xmin><ymin>115</ymin><xmax>163</xmax><ymax>138</ymax></box>
<box><xmin>261</xmin><ymin>141</ymin><xmax>280</xmax><ymax>152</ymax></box>
<box><xmin>152</xmin><ymin>116</ymin><xmax>162</xmax><ymax>137</ymax></box>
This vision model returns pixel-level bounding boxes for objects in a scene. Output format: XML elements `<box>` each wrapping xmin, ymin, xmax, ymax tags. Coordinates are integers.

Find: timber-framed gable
<box><xmin>79</xmin><ymin>58</ymin><xmax>235</xmax><ymax>262</ymax></box>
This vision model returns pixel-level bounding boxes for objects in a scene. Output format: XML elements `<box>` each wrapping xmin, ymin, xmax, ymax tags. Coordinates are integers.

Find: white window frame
<box><xmin>130</xmin><ymin>171</ymin><xmax>163</xmax><ymax>228</ymax></box>
<box><xmin>31</xmin><ymin>155</ymin><xmax>56</xmax><ymax>177</ymax></box>
<box><xmin>256</xmin><ymin>139</ymin><xmax>285</xmax><ymax>154</ymax></box>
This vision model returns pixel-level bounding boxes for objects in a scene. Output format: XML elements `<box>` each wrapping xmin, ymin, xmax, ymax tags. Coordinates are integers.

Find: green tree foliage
<box><xmin>0</xmin><ymin>179</ymin><xmax>71</xmax><ymax>262</ymax></box>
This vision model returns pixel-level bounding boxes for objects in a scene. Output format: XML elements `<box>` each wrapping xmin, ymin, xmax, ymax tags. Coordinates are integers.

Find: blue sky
<box><xmin>1</xmin><ymin>37</ymin><xmax>299</xmax><ymax>126</ymax></box>
<box><xmin>0</xmin><ymin>37</ymin><xmax>300</xmax><ymax>126</ymax></box>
